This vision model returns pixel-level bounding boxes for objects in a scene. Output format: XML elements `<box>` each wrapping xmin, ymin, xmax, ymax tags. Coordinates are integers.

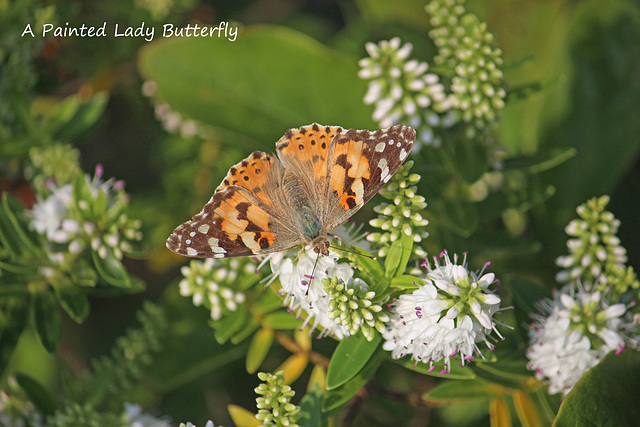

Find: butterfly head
<box><xmin>311</xmin><ymin>237</ymin><xmax>331</xmax><ymax>256</ymax></box>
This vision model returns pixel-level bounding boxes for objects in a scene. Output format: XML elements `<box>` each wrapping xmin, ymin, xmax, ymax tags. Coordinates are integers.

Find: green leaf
<box><xmin>0</xmin><ymin>292</ymin><xmax>30</xmax><ymax>375</ymax></box>
<box><xmin>138</xmin><ymin>25</ymin><xmax>374</xmax><ymax>150</ymax></box>
<box><xmin>16</xmin><ymin>373</ymin><xmax>57</xmax><ymax>416</ymax></box>
<box><xmin>323</xmin><ymin>349</ymin><xmax>383</xmax><ymax>413</ymax></box>
<box><xmin>349</xmin><ymin>245</ymin><xmax>384</xmax><ymax>281</ymax></box>
<box><xmin>390</xmin><ymin>275</ymin><xmax>423</xmax><ymax>290</ymax></box>
<box><xmin>0</xmin><ymin>193</ymin><xmax>42</xmax><ymax>259</ymax></box>
<box><xmin>326</xmin><ymin>332</ymin><xmax>381</xmax><ymax>390</ymax></box>
<box><xmin>262</xmin><ymin>311</ymin><xmax>302</xmax><ymax>329</ymax></box>
<box><xmin>501</xmin><ymin>147</ymin><xmax>576</xmax><ymax>174</ymax></box>
<box><xmin>395</xmin><ymin>357</ymin><xmax>476</xmax><ymax>380</ymax></box>
<box><xmin>423</xmin><ymin>378</ymin><xmax>506</xmax><ymax>403</ymax></box>
<box><xmin>298</xmin><ymin>383</ymin><xmax>325</xmax><ymax>427</ymax></box>
<box><xmin>50</xmin><ymin>92</ymin><xmax>108</xmax><ymax>142</ymax></box>
<box><xmin>230</xmin><ymin>318</ymin><xmax>260</xmax><ymax>345</ymax></box>
<box><xmin>384</xmin><ymin>232</ymin><xmax>414</xmax><ymax>278</ymax></box>
<box><xmin>554</xmin><ymin>349</ymin><xmax>640</xmax><ymax>426</ymax></box>
<box><xmin>91</xmin><ymin>249</ymin><xmax>131</xmax><ymax>288</ymax></box>
<box><xmin>245</xmin><ymin>327</ymin><xmax>274</xmax><ymax>374</ymax></box>
<box><xmin>213</xmin><ymin>305</ymin><xmax>248</xmax><ymax>344</ymax></box>
<box><xmin>52</xmin><ymin>278</ymin><xmax>89</xmax><ymax>324</ymax></box>
<box><xmin>32</xmin><ymin>290</ymin><xmax>61</xmax><ymax>353</ymax></box>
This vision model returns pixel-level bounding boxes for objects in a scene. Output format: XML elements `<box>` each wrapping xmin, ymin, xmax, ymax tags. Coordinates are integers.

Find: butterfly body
<box><xmin>167</xmin><ymin>124</ymin><xmax>415</xmax><ymax>259</ymax></box>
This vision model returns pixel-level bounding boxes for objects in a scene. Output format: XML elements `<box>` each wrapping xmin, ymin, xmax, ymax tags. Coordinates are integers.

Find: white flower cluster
<box><xmin>179</xmin><ymin>258</ymin><xmax>249</xmax><ymax>320</ymax></box>
<box><xmin>526</xmin><ymin>285</ymin><xmax>637</xmax><ymax>395</ymax></box>
<box><xmin>358</xmin><ymin>37</ymin><xmax>457</xmax><ymax>147</ymax></box>
<box><xmin>382</xmin><ymin>252</ymin><xmax>504</xmax><ymax>373</ymax></box>
<box><xmin>266</xmin><ymin>248</ymin><xmax>355</xmax><ymax>340</ymax></box>
<box><xmin>555</xmin><ymin>195</ymin><xmax>629</xmax><ymax>289</ymax></box>
<box><xmin>29</xmin><ymin>166</ymin><xmax>142</xmax><ymax>263</ymax></box>
<box><xmin>367</xmin><ymin>160</ymin><xmax>429</xmax><ymax>259</ymax></box>
<box><xmin>426</xmin><ymin>0</ymin><xmax>506</xmax><ymax>136</ymax></box>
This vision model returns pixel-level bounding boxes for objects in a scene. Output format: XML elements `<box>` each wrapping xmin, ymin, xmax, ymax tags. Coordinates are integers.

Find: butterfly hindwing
<box><xmin>322</xmin><ymin>124</ymin><xmax>416</xmax><ymax>231</ymax></box>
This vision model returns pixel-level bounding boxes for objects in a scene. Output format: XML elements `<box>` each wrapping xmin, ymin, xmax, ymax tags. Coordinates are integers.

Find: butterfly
<box><xmin>166</xmin><ymin>124</ymin><xmax>416</xmax><ymax>259</ymax></box>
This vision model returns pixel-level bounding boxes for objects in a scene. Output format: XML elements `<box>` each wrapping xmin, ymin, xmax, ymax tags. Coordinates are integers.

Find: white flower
<box><xmin>267</xmin><ymin>247</ymin><xmax>354</xmax><ymax>339</ymax></box>
<box><xmin>382</xmin><ymin>251</ymin><xmax>504</xmax><ymax>373</ymax></box>
<box><xmin>29</xmin><ymin>184</ymin><xmax>73</xmax><ymax>242</ymax></box>
<box><xmin>526</xmin><ymin>284</ymin><xmax>636</xmax><ymax>395</ymax></box>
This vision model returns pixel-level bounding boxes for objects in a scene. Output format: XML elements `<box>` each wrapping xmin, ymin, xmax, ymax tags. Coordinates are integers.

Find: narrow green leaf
<box><xmin>384</xmin><ymin>240</ymin><xmax>403</xmax><ymax>278</ymax></box>
<box><xmin>298</xmin><ymin>383</ymin><xmax>324</xmax><ymax>427</ymax></box>
<box><xmin>16</xmin><ymin>373</ymin><xmax>57</xmax><ymax>416</ymax></box>
<box><xmin>323</xmin><ymin>349</ymin><xmax>383</xmax><ymax>413</ymax></box>
<box><xmin>326</xmin><ymin>332</ymin><xmax>381</xmax><ymax>390</ymax></box>
<box><xmin>2</xmin><ymin>193</ymin><xmax>42</xmax><ymax>257</ymax></box>
<box><xmin>91</xmin><ymin>249</ymin><xmax>131</xmax><ymax>288</ymax></box>
<box><xmin>53</xmin><ymin>278</ymin><xmax>89</xmax><ymax>324</ymax></box>
<box><xmin>32</xmin><ymin>290</ymin><xmax>61</xmax><ymax>353</ymax></box>
<box><xmin>52</xmin><ymin>92</ymin><xmax>108</xmax><ymax>142</ymax></box>
<box><xmin>423</xmin><ymin>378</ymin><xmax>505</xmax><ymax>403</ymax></box>
<box><xmin>384</xmin><ymin>232</ymin><xmax>414</xmax><ymax>279</ymax></box>
<box><xmin>230</xmin><ymin>318</ymin><xmax>260</xmax><ymax>345</ymax></box>
<box><xmin>555</xmin><ymin>349</ymin><xmax>640</xmax><ymax>426</ymax></box>
<box><xmin>390</xmin><ymin>275</ymin><xmax>423</xmax><ymax>290</ymax></box>
<box><xmin>245</xmin><ymin>328</ymin><xmax>274</xmax><ymax>374</ymax></box>
<box><xmin>501</xmin><ymin>147</ymin><xmax>576</xmax><ymax>174</ymax></box>
<box><xmin>44</xmin><ymin>93</ymin><xmax>81</xmax><ymax>135</ymax></box>
<box><xmin>349</xmin><ymin>245</ymin><xmax>384</xmax><ymax>280</ymax></box>
<box><xmin>213</xmin><ymin>306</ymin><xmax>248</xmax><ymax>344</ymax></box>
<box><xmin>262</xmin><ymin>311</ymin><xmax>302</xmax><ymax>329</ymax></box>
<box><xmin>0</xmin><ymin>292</ymin><xmax>30</xmax><ymax>375</ymax></box>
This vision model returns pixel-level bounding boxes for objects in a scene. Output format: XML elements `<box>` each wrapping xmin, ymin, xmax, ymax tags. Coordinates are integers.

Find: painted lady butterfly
<box><xmin>166</xmin><ymin>124</ymin><xmax>415</xmax><ymax>258</ymax></box>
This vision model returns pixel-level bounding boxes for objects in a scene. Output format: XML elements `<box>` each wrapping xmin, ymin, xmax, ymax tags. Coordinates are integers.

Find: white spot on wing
<box><xmin>187</xmin><ymin>247</ymin><xmax>198</xmax><ymax>256</ymax></box>
<box><xmin>186</xmin><ymin>239</ymin><xmax>191</xmax><ymax>244</ymax></box>
<box><xmin>399</xmin><ymin>148</ymin><xmax>408</xmax><ymax>161</ymax></box>
<box><xmin>208</xmin><ymin>237</ymin><xmax>219</xmax><ymax>246</ymax></box>
<box><xmin>198</xmin><ymin>224</ymin><xmax>210</xmax><ymax>234</ymax></box>
<box><xmin>375</xmin><ymin>142</ymin><xmax>385</xmax><ymax>152</ymax></box>
<box><xmin>378</xmin><ymin>158</ymin><xmax>387</xmax><ymax>170</ymax></box>
<box><xmin>380</xmin><ymin>165</ymin><xmax>390</xmax><ymax>181</ymax></box>
<box><xmin>189</xmin><ymin>231</ymin><xmax>196</xmax><ymax>237</ymax></box>
<box><xmin>211</xmin><ymin>247</ymin><xmax>226</xmax><ymax>254</ymax></box>
<box><xmin>214</xmin><ymin>253</ymin><xmax>225</xmax><ymax>258</ymax></box>
<box><xmin>388</xmin><ymin>138</ymin><xmax>395</xmax><ymax>146</ymax></box>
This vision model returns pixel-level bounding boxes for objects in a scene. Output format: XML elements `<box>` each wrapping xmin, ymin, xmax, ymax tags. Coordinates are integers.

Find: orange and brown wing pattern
<box><xmin>322</xmin><ymin>124</ymin><xmax>416</xmax><ymax>231</ymax></box>
<box><xmin>276</xmin><ymin>124</ymin><xmax>344</xmax><ymax>203</ymax></box>
<box><xmin>166</xmin><ymin>185</ymin><xmax>303</xmax><ymax>258</ymax></box>
<box><xmin>215</xmin><ymin>151</ymin><xmax>285</xmax><ymax>207</ymax></box>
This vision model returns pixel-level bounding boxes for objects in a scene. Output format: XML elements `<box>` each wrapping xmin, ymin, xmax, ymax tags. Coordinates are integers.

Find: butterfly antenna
<box><xmin>305</xmin><ymin>251</ymin><xmax>321</xmax><ymax>296</ymax></box>
<box><xmin>329</xmin><ymin>234</ymin><xmax>377</xmax><ymax>260</ymax></box>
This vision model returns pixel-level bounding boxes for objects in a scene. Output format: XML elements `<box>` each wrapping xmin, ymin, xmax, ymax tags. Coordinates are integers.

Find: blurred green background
<box><xmin>1</xmin><ymin>0</ymin><xmax>639</xmax><ymax>425</ymax></box>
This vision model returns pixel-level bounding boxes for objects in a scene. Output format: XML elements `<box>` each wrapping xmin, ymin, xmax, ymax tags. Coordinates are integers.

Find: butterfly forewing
<box><xmin>166</xmin><ymin>152</ymin><xmax>303</xmax><ymax>258</ymax></box>
<box><xmin>276</xmin><ymin>124</ymin><xmax>344</xmax><ymax>204</ymax></box>
<box><xmin>322</xmin><ymin>124</ymin><xmax>415</xmax><ymax>231</ymax></box>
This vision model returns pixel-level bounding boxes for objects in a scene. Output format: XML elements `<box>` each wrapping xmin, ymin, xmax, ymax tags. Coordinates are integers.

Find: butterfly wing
<box><xmin>275</xmin><ymin>124</ymin><xmax>344</xmax><ymax>208</ymax></box>
<box><xmin>322</xmin><ymin>124</ymin><xmax>416</xmax><ymax>231</ymax></box>
<box><xmin>166</xmin><ymin>151</ymin><xmax>304</xmax><ymax>258</ymax></box>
